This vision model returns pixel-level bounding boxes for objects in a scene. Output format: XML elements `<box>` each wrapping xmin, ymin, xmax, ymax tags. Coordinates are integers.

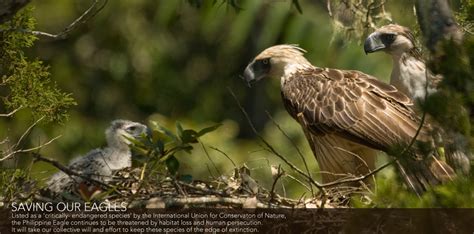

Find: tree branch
<box><xmin>0</xmin><ymin>106</ymin><xmax>22</xmax><ymax>117</ymax></box>
<box><xmin>415</xmin><ymin>0</ymin><xmax>463</xmax><ymax>52</ymax></box>
<box><xmin>227</xmin><ymin>88</ymin><xmax>327</xmax><ymax>195</ymax></box>
<box><xmin>32</xmin><ymin>152</ymin><xmax>114</xmax><ymax>190</ymax></box>
<box><xmin>141</xmin><ymin>196</ymin><xmax>275</xmax><ymax>209</ymax></box>
<box><xmin>265</xmin><ymin>111</ymin><xmax>314</xmax><ymax>195</ymax></box>
<box><xmin>30</xmin><ymin>0</ymin><xmax>108</xmax><ymax>40</ymax></box>
<box><xmin>0</xmin><ymin>135</ymin><xmax>61</xmax><ymax>161</ymax></box>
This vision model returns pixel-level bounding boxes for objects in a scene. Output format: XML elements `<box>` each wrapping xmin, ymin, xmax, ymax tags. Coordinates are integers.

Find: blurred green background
<box><xmin>2</xmin><ymin>0</ymin><xmax>431</xmax><ymax>199</ymax></box>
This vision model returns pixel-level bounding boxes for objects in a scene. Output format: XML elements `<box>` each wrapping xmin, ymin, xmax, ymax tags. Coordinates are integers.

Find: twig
<box><xmin>326</xmin><ymin>0</ymin><xmax>333</xmax><ymax>17</ymax></box>
<box><xmin>0</xmin><ymin>134</ymin><xmax>60</xmax><ymax>161</ymax></box>
<box><xmin>205</xmin><ymin>163</ymin><xmax>217</xmax><ymax>180</ymax></box>
<box><xmin>199</xmin><ymin>140</ymin><xmax>222</xmax><ymax>176</ymax></box>
<box><xmin>141</xmin><ymin>196</ymin><xmax>274</xmax><ymax>209</ymax></box>
<box><xmin>319</xmin><ymin>159</ymin><xmax>396</xmax><ymax>188</ymax></box>
<box><xmin>0</xmin><ymin>106</ymin><xmax>23</xmax><ymax>117</ymax></box>
<box><xmin>210</xmin><ymin>146</ymin><xmax>237</xmax><ymax>168</ymax></box>
<box><xmin>332</xmin><ymin>146</ymin><xmax>376</xmax><ymax>186</ymax></box>
<box><xmin>172</xmin><ymin>178</ymin><xmax>187</xmax><ymax>196</ymax></box>
<box><xmin>32</xmin><ymin>152</ymin><xmax>115</xmax><ymax>190</ymax></box>
<box><xmin>270</xmin><ymin>165</ymin><xmax>285</xmax><ymax>203</ymax></box>
<box><xmin>177</xmin><ymin>181</ymin><xmax>228</xmax><ymax>197</ymax></box>
<box><xmin>286</xmin><ymin>174</ymin><xmax>312</xmax><ymax>192</ymax></box>
<box><xmin>227</xmin><ymin>88</ymin><xmax>326</xmax><ymax>195</ymax></box>
<box><xmin>266</xmin><ymin>111</ymin><xmax>314</xmax><ymax>195</ymax></box>
<box><xmin>12</xmin><ymin>116</ymin><xmax>44</xmax><ymax>151</ymax></box>
<box><xmin>30</xmin><ymin>0</ymin><xmax>108</xmax><ymax>40</ymax></box>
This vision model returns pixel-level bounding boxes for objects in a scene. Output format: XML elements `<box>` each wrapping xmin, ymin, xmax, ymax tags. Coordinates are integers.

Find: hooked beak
<box><xmin>364</xmin><ymin>32</ymin><xmax>386</xmax><ymax>54</ymax></box>
<box><xmin>242</xmin><ymin>62</ymin><xmax>259</xmax><ymax>87</ymax></box>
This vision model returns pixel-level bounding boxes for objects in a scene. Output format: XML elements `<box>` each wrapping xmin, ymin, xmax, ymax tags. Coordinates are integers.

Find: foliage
<box><xmin>0</xmin><ymin>169</ymin><xmax>35</xmax><ymax>205</ymax></box>
<box><xmin>0</xmin><ymin>7</ymin><xmax>75</xmax><ymax>122</ymax></box>
<box><xmin>354</xmin><ymin>169</ymin><xmax>474</xmax><ymax>208</ymax></box>
<box><xmin>455</xmin><ymin>0</ymin><xmax>474</xmax><ymax>35</ymax></box>
<box><xmin>423</xmin><ymin>34</ymin><xmax>474</xmax><ymax>142</ymax></box>
<box><xmin>329</xmin><ymin>0</ymin><xmax>393</xmax><ymax>43</ymax></box>
<box><xmin>130</xmin><ymin>121</ymin><xmax>221</xmax><ymax>177</ymax></box>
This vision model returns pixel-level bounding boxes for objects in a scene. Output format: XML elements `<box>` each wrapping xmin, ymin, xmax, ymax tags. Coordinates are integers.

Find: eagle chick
<box><xmin>47</xmin><ymin>119</ymin><xmax>148</xmax><ymax>194</ymax></box>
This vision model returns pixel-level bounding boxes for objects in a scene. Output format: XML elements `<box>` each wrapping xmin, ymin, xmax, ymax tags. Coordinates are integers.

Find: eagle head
<box><xmin>364</xmin><ymin>24</ymin><xmax>416</xmax><ymax>56</ymax></box>
<box><xmin>106</xmin><ymin>119</ymin><xmax>148</xmax><ymax>150</ymax></box>
<box><xmin>243</xmin><ymin>44</ymin><xmax>311</xmax><ymax>86</ymax></box>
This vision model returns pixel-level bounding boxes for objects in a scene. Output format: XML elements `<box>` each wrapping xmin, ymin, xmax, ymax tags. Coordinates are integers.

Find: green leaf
<box><xmin>176</xmin><ymin>121</ymin><xmax>184</xmax><ymax>138</ymax></box>
<box><xmin>165</xmin><ymin>155</ymin><xmax>180</xmax><ymax>175</ymax></box>
<box><xmin>150</xmin><ymin>121</ymin><xmax>177</xmax><ymax>141</ymax></box>
<box><xmin>196</xmin><ymin>124</ymin><xmax>222</xmax><ymax>137</ymax></box>
<box><xmin>124</xmin><ymin>135</ymin><xmax>145</xmax><ymax>147</ymax></box>
<box><xmin>181</xmin><ymin>129</ymin><xmax>198</xmax><ymax>144</ymax></box>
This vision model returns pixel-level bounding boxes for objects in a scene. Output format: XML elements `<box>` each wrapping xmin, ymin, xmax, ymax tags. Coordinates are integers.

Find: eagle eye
<box><xmin>381</xmin><ymin>33</ymin><xmax>396</xmax><ymax>44</ymax></box>
<box><xmin>252</xmin><ymin>58</ymin><xmax>272</xmax><ymax>75</ymax></box>
<box><xmin>127</xmin><ymin>126</ymin><xmax>137</xmax><ymax>132</ymax></box>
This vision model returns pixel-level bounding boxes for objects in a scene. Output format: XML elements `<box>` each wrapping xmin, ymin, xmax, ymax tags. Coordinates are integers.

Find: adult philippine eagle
<box><xmin>364</xmin><ymin>24</ymin><xmax>471</xmax><ymax>175</ymax></box>
<box><xmin>243</xmin><ymin>44</ymin><xmax>454</xmax><ymax>195</ymax></box>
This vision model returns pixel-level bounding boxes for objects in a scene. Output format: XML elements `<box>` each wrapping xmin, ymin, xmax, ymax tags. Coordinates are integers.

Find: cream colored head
<box><xmin>364</xmin><ymin>24</ymin><xmax>416</xmax><ymax>57</ymax></box>
<box><xmin>243</xmin><ymin>44</ymin><xmax>312</xmax><ymax>86</ymax></box>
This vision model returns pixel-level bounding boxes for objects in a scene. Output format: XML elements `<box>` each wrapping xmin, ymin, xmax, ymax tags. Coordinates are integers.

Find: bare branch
<box><xmin>270</xmin><ymin>165</ymin><xmax>285</xmax><ymax>202</ymax></box>
<box><xmin>0</xmin><ymin>135</ymin><xmax>60</xmax><ymax>161</ymax></box>
<box><xmin>1</xmin><ymin>116</ymin><xmax>45</xmax><ymax>161</ymax></box>
<box><xmin>286</xmin><ymin>174</ymin><xmax>312</xmax><ymax>192</ymax></box>
<box><xmin>141</xmin><ymin>196</ymin><xmax>272</xmax><ymax>209</ymax></box>
<box><xmin>0</xmin><ymin>106</ymin><xmax>23</xmax><ymax>117</ymax></box>
<box><xmin>209</xmin><ymin>146</ymin><xmax>237</xmax><ymax>168</ymax></box>
<box><xmin>199</xmin><ymin>140</ymin><xmax>222</xmax><ymax>176</ymax></box>
<box><xmin>227</xmin><ymin>88</ymin><xmax>326</xmax><ymax>195</ymax></box>
<box><xmin>265</xmin><ymin>111</ymin><xmax>314</xmax><ymax>195</ymax></box>
<box><xmin>32</xmin><ymin>152</ymin><xmax>114</xmax><ymax>190</ymax></box>
<box><xmin>318</xmin><ymin>159</ymin><xmax>397</xmax><ymax>188</ymax></box>
<box><xmin>12</xmin><ymin>116</ymin><xmax>44</xmax><ymax>151</ymax></box>
<box><xmin>30</xmin><ymin>0</ymin><xmax>108</xmax><ymax>40</ymax></box>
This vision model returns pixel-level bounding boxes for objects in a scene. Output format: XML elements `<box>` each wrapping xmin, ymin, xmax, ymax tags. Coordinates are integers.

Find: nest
<box><xmin>33</xmin><ymin>166</ymin><xmax>355</xmax><ymax>209</ymax></box>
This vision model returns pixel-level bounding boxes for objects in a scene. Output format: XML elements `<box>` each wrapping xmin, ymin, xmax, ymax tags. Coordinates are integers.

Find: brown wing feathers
<box><xmin>281</xmin><ymin>67</ymin><xmax>455</xmax><ymax>195</ymax></box>
<box><xmin>282</xmin><ymin>68</ymin><xmax>430</xmax><ymax>152</ymax></box>
<box><xmin>250</xmin><ymin>45</ymin><xmax>454</xmax><ymax>194</ymax></box>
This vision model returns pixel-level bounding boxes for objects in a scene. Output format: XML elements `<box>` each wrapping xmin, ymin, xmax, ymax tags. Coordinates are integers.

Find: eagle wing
<box><xmin>281</xmin><ymin>67</ymin><xmax>433</xmax><ymax>152</ymax></box>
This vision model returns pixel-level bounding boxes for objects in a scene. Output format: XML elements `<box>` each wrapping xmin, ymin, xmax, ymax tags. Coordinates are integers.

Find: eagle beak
<box><xmin>243</xmin><ymin>63</ymin><xmax>257</xmax><ymax>87</ymax></box>
<box><xmin>364</xmin><ymin>32</ymin><xmax>385</xmax><ymax>54</ymax></box>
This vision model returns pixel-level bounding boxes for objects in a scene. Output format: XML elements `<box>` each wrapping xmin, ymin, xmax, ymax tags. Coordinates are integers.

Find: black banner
<box><xmin>1</xmin><ymin>204</ymin><xmax>473</xmax><ymax>233</ymax></box>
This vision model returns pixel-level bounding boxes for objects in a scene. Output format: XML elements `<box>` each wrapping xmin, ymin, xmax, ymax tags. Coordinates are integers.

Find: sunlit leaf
<box><xmin>196</xmin><ymin>123</ymin><xmax>222</xmax><ymax>137</ymax></box>
<box><xmin>150</xmin><ymin>121</ymin><xmax>178</xmax><ymax>141</ymax></box>
<box><xmin>176</xmin><ymin>121</ymin><xmax>184</xmax><ymax>138</ymax></box>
